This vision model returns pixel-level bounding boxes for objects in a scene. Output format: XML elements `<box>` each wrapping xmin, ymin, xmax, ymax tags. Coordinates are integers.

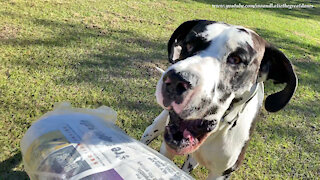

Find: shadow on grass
<box><xmin>193</xmin><ymin>0</ymin><xmax>320</xmax><ymax>21</ymax></box>
<box><xmin>1</xmin><ymin>12</ymin><xmax>92</xmax><ymax>47</ymax></box>
<box><xmin>293</xmin><ymin>61</ymin><xmax>320</xmax><ymax>92</ymax></box>
<box><xmin>255</xmin><ymin>28</ymin><xmax>320</xmax><ymax>56</ymax></box>
<box><xmin>256</xmin><ymin>112</ymin><xmax>319</xmax><ymax>155</ymax></box>
<box><xmin>1</xmin><ymin>11</ymin><xmax>168</xmax><ymax>80</ymax></box>
<box><xmin>1</xmin><ymin>10</ymin><xmax>168</xmax><ymax>112</ymax></box>
<box><xmin>0</xmin><ymin>152</ymin><xmax>29</xmax><ymax>180</ymax></box>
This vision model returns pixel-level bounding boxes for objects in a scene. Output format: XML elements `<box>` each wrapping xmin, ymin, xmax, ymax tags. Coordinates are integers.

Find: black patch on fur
<box><xmin>199</xmin><ymin>98</ymin><xmax>211</xmax><ymax>109</ymax></box>
<box><xmin>222</xmin><ymin>167</ymin><xmax>235</xmax><ymax>178</ymax></box>
<box><xmin>180</xmin><ymin>97</ymin><xmax>210</xmax><ymax>118</ymax></box>
<box><xmin>206</xmin><ymin>105</ymin><xmax>218</xmax><ymax>115</ymax></box>
<box><xmin>229</xmin><ymin>120</ymin><xmax>237</xmax><ymax>130</ymax></box>
<box><xmin>219</xmin><ymin>92</ymin><xmax>231</xmax><ymax>103</ymax></box>
<box><xmin>230</xmin><ymin>71</ymin><xmax>251</xmax><ymax>90</ymax></box>
<box><xmin>228</xmin><ymin>45</ymin><xmax>255</xmax><ymax>66</ymax></box>
<box><xmin>237</xmin><ymin>28</ymin><xmax>248</xmax><ymax>34</ymax></box>
<box><xmin>182</xmin><ymin>155</ymin><xmax>195</xmax><ymax>173</ymax></box>
<box><xmin>187</xmin><ymin>163</ymin><xmax>194</xmax><ymax>172</ymax></box>
<box><xmin>168</xmin><ymin>20</ymin><xmax>216</xmax><ymax>63</ymax></box>
<box><xmin>226</xmin><ymin>97</ymin><xmax>242</xmax><ymax>112</ymax></box>
<box><xmin>232</xmin><ymin>97</ymin><xmax>243</xmax><ymax>104</ymax></box>
<box><xmin>224</xmin><ymin>174</ymin><xmax>231</xmax><ymax>180</ymax></box>
<box><xmin>153</xmin><ymin>130</ymin><xmax>159</xmax><ymax>133</ymax></box>
<box><xmin>145</xmin><ymin>139</ymin><xmax>152</xmax><ymax>145</ymax></box>
<box><xmin>252</xmin><ymin>58</ymin><xmax>259</xmax><ymax>65</ymax></box>
<box><xmin>218</xmin><ymin>82</ymin><xmax>225</xmax><ymax>91</ymax></box>
<box><xmin>225</xmin><ymin>103</ymin><xmax>233</xmax><ymax>112</ymax></box>
<box><xmin>180</xmin><ymin>106</ymin><xmax>197</xmax><ymax>118</ymax></box>
<box><xmin>212</xmin><ymin>86</ymin><xmax>216</xmax><ymax>94</ymax></box>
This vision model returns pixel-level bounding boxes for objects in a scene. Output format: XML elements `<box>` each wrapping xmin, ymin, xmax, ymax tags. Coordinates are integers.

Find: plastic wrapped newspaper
<box><xmin>21</xmin><ymin>102</ymin><xmax>193</xmax><ymax>180</ymax></box>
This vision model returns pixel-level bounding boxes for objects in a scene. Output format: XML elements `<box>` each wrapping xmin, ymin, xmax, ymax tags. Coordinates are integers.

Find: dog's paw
<box><xmin>140</xmin><ymin>133</ymin><xmax>152</xmax><ymax>145</ymax></box>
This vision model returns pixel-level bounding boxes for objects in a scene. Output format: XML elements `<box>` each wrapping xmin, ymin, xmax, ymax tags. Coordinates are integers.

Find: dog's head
<box><xmin>156</xmin><ymin>20</ymin><xmax>297</xmax><ymax>155</ymax></box>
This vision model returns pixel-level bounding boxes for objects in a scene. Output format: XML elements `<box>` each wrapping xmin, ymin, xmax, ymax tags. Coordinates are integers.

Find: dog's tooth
<box><xmin>192</xmin><ymin>138</ymin><xmax>199</xmax><ymax>146</ymax></box>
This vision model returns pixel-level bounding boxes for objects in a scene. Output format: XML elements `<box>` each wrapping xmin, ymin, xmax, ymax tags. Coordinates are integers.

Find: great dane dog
<box><xmin>141</xmin><ymin>20</ymin><xmax>297</xmax><ymax>179</ymax></box>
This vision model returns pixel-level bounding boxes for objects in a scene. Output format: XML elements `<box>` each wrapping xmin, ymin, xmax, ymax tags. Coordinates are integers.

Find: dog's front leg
<box><xmin>159</xmin><ymin>141</ymin><xmax>175</xmax><ymax>159</ymax></box>
<box><xmin>182</xmin><ymin>154</ymin><xmax>199</xmax><ymax>173</ymax></box>
<box><xmin>140</xmin><ymin>110</ymin><xmax>169</xmax><ymax>145</ymax></box>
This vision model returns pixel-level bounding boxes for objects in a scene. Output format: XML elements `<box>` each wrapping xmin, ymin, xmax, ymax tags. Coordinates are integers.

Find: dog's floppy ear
<box><xmin>259</xmin><ymin>44</ymin><xmax>298</xmax><ymax>112</ymax></box>
<box><xmin>168</xmin><ymin>20</ymin><xmax>207</xmax><ymax>63</ymax></box>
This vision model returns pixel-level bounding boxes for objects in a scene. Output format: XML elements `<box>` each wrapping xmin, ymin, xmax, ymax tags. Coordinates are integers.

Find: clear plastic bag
<box><xmin>21</xmin><ymin>102</ymin><xmax>193</xmax><ymax>180</ymax></box>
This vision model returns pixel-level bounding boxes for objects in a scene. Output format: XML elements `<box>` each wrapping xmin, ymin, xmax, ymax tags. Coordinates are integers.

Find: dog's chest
<box><xmin>193</xmin><ymin>133</ymin><xmax>234</xmax><ymax>173</ymax></box>
<box><xmin>192</xmin><ymin>89</ymin><xmax>263</xmax><ymax>173</ymax></box>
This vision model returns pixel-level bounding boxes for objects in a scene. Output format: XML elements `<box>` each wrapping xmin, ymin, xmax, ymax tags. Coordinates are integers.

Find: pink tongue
<box><xmin>183</xmin><ymin>129</ymin><xmax>194</xmax><ymax>142</ymax></box>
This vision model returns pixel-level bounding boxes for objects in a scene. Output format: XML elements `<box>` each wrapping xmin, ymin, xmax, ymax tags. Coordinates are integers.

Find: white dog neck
<box><xmin>222</xmin><ymin>82</ymin><xmax>261</xmax><ymax>125</ymax></box>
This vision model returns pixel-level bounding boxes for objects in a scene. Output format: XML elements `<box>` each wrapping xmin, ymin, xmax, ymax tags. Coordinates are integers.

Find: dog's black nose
<box><xmin>162</xmin><ymin>70</ymin><xmax>198</xmax><ymax>106</ymax></box>
<box><xmin>164</xmin><ymin>70</ymin><xmax>191</xmax><ymax>95</ymax></box>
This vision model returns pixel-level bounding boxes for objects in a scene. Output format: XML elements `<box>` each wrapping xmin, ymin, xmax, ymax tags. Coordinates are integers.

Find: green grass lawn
<box><xmin>0</xmin><ymin>0</ymin><xmax>319</xmax><ymax>179</ymax></box>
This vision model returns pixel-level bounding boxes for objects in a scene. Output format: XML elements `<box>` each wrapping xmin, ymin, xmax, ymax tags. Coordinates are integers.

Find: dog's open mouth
<box><xmin>164</xmin><ymin>111</ymin><xmax>217</xmax><ymax>155</ymax></box>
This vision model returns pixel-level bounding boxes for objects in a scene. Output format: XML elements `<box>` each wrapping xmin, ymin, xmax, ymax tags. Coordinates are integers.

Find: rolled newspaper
<box><xmin>21</xmin><ymin>102</ymin><xmax>193</xmax><ymax>180</ymax></box>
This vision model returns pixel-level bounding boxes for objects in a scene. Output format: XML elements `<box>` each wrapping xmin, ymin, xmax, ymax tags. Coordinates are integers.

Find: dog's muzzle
<box><xmin>159</xmin><ymin>69</ymin><xmax>217</xmax><ymax>155</ymax></box>
<box><xmin>164</xmin><ymin>111</ymin><xmax>217</xmax><ymax>155</ymax></box>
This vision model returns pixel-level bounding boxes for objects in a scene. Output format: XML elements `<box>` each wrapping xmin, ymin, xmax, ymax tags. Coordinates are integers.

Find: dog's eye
<box><xmin>227</xmin><ymin>55</ymin><xmax>242</xmax><ymax>64</ymax></box>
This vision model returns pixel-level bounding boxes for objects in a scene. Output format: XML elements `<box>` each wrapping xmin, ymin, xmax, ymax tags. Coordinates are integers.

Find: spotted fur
<box><xmin>141</xmin><ymin>20</ymin><xmax>297</xmax><ymax>179</ymax></box>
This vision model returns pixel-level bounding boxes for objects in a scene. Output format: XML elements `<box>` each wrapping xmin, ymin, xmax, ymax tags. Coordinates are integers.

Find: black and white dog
<box><xmin>141</xmin><ymin>20</ymin><xmax>297</xmax><ymax>179</ymax></box>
